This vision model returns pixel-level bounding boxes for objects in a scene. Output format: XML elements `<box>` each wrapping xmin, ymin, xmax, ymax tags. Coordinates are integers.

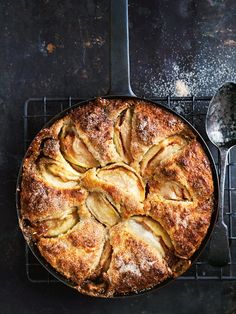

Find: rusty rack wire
<box><xmin>23</xmin><ymin>96</ymin><xmax>236</xmax><ymax>283</ymax></box>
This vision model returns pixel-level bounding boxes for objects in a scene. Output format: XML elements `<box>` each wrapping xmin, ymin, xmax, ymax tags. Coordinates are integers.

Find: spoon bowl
<box><xmin>206</xmin><ymin>82</ymin><xmax>236</xmax><ymax>148</ymax></box>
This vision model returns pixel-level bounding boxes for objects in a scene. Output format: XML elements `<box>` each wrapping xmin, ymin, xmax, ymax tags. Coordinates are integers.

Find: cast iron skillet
<box><xmin>16</xmin><ymin>0</ymin><xmax>219</xmax><ymax>297</ymax></box>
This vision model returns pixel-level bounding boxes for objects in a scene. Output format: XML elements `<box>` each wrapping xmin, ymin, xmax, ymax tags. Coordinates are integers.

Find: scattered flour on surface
<box><xmin>175</xmin><ymin>80</ymin><xmax>189</xmax><ymax>96</ymax></box>
<box><xmin>142</xmin><ymin>45</ymin><xmax>235</xmax><ymax>97</ymax></box>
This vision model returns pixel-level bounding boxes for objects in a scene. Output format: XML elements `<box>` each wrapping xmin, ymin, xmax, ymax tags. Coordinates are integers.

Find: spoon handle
<box><xmin>218</xmin><ymin>149</ymin><xmax>228</xmax><ymax>222</ymax></box>
<box><xmin>208</xmin><ymin>149</ymin><xmax>231</xmax><ymax>266</ymax></box>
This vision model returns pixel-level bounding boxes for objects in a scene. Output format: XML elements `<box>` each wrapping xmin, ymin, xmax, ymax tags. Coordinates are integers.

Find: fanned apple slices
<box><xmin>35</xmin><ymin>136</ymin><xmax>82</xmax><ymax>188</ymax></box>
<box><xmin>107</xmin><ymin>216</ymin><xmax>190</xmax><ymax>294</ymax></box>
<box><xmin>132</xmin><ymin>216</ymin><xmax>190</xmax><ymax>274</ymax></box>
<box><xmin>158</xmin><ymin>180</ymin><xmax>192</xmax><ymax>201</ymax></box>
<box><xmin>121</xmin><ymin>216</ymin><xmax>190</xmax><ymax>275</ymax></box>
<box><xmin>60</xmin><ymin>123</ymin><xmax>99</xmax><ymax>170</ymax></box>
<box><xmin>81</xmin><ymin>163</ymin><xmax>145</xmax><ymax>218</ymax></box>
<box><xmin>97</xmin><ymin>163</ymin><xmax>145</xmax><ymax>202</ymax></box>
<box><xmin>127</xmin><ymin>217</ymin><xmax>168</xmax><ymax>258</ymax></box>
<box><xmin>86</xmin><ymin>192</ymin><xmax>120</xmax><ymax>227</ymax></box>
<box><xmin>114</xmin><ymin>108</ymin><xmax>133</xmax><ymax>164</ymax></box>
<box><xmin>37</xmin><ymin>157</ymin><xmax>81</xmax><ymax>188</ymax></box>
<box><xmin>33</xmin><ymin>210</ymin><xmax>79</xmax><ymax>237</ymax></box>
<box><xmin>133</xmin><ymin>216</ymin><xmax>173</xmax><ymax>249</ymax></box>
<box><xmin>141</xmin><ymin>135</ymin><xmax>188</xmax><ymax>178</ymax></box>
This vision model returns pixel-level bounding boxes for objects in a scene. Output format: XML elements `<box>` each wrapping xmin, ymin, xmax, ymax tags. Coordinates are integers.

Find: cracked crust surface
<box><xmin>19</xmin><ymin>98</ymin><xmax>214</xmax><ymax>297</ymax></box>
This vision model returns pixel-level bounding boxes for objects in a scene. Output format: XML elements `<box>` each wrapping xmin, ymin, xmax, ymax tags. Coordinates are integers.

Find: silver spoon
<box><xmin>206</xmin><ymin>82</ymin><xmax>236</xmax><ymax>266</ymax></box>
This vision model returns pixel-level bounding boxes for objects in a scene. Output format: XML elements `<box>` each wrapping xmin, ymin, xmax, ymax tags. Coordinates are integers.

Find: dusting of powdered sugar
<box><xmin>117</xmin><ymin>258</ymin><xmax>142</xmax><ymax>277</ymax></box>
<box><xmin>175</xmin><ymin>80</ymin><xmax>189</xmax><ymax>97</ymax></box>
<box><xmin>174</xmin><ymin>212</ymin><xmax>189</xmax><ymax>229</ymax></box>
<box><xmin>142</xmin><ymin>45</ymin><xmax>236</xmax><ymax>98</ymax></box>
<box><xmin>140</xmin><ymin>259</ymin><xmax>156</xmax><ymax>270</ymax></box>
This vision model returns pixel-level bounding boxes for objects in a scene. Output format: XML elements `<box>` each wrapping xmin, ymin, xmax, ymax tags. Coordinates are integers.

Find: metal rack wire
<box><xmin>23</xmin><ymin>96</ymin><xmax>236</xmax><ymax>283</ymax></box>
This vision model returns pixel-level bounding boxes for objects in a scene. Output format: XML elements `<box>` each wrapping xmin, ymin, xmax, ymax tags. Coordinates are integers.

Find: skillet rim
<box><xmin>16</xmin><ymin>95</ymin><xmax>219</xmax><ymax>298</ymax></box>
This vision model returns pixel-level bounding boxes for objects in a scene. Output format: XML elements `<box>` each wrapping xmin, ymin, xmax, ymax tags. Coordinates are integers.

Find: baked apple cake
<box><xmin>19</xmin><ymin>98</ymin><xmax>214</xmax><ymax>297</ymax></box>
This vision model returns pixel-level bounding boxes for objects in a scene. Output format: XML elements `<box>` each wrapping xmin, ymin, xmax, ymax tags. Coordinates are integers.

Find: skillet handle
<box><xmin>107</xmin><ymin>0</ymin><xmax>135</xmax><ymax>96</ymax></box>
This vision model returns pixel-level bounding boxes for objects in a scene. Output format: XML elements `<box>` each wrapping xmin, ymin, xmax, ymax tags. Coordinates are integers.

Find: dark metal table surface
<box><xmin>0</xmin><ymin>1</ymin><xmax>235</xmax><ymax>313</ymax></box>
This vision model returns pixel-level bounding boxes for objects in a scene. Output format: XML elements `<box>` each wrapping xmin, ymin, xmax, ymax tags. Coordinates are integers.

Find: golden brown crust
<box><xmin>38</xmin><ymin>219</ymin><xmax>107</xmax><ymax>284</ymax></box>
<box><xmin>19</xmin><ymin>122</ymin><xmax>87</xmax><ymax>240</ymax></box>
<box><xmin>107</xmin><ymin>220</ymin><xmax>171</xmax><ymax>294</ymax></box>
<box><xmin>145</xmin><ymin>139</ymin><xmax>214</xmax><ymax>258</ymax></box>
<box><xmin>146</xmin><ymin>197</ymin><xmax>212</xmax><ymax>258</ymax></box>
<box><xmin>130</xmin><ymin>101</ymin><xmax>192</xmax><ymax>163</ymax></box>
<box><xmin>70</xmin><ymin>98</ymin><xmax>129</xmax><ymax>166</ymax></box>
<box><xmin>175</xmin><ymin>140</ymin><xmax>214</xmax><ymax>199</ymax></box>
<box><xmin>19</xmin><ymin>97</ymin><xmax>214</xmax><ymax>297</ymax></box>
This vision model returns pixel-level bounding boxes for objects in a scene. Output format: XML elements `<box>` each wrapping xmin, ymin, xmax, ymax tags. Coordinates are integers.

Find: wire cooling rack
<box><xmin>23</xmin><ymin>96</ymin><xmax>236</xmax><ymax>283</ymax></box>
